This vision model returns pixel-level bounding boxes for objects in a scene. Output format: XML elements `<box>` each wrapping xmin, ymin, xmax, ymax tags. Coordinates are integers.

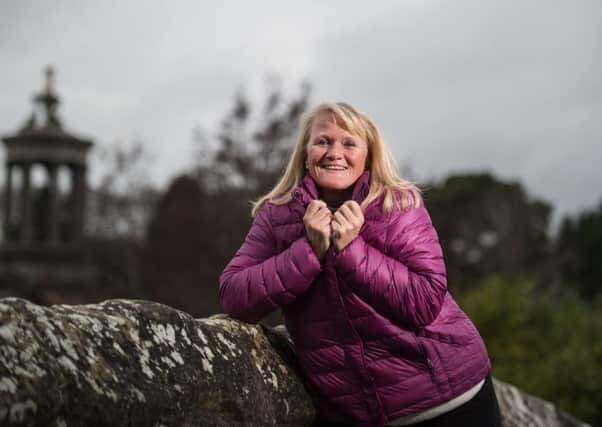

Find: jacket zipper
<box><xmin>327</xmin><ymin>250</ymin><xmax>385</xmax><ymax>421</ymax></box>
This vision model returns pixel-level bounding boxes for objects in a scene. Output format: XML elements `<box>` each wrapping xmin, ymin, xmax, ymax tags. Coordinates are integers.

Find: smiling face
<box><xmin>305</xmin><ymin>113</ymin><xmax>369</xmax><ymax>207</ymax></box>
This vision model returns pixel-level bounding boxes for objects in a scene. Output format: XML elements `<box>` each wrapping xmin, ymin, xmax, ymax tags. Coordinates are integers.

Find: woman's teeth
<box><xmin>322</xmin><ymin>165</ymin><xmax>347</xmax><ymax>170</ymax></box>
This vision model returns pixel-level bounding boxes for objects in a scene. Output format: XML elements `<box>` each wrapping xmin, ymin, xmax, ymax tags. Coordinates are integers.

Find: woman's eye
<box><xmin>344</xmin><ymin>140</ymin><xmax>356</xmax><ymax>148</ymax></box>
<box><xmin>317</xmin><ymin>138</ymin><xmax>329</xmax><ymax>145</ymax></box>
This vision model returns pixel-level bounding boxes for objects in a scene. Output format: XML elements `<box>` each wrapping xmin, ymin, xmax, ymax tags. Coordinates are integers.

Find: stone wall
<box><xmin>0</xmin><ymin>298</ymin><xmax>591</xmax><ymax>426</ymax></box>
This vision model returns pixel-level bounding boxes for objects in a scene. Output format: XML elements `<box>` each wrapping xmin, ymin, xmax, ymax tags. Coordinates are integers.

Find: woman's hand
<box><xmin>331</xmin><ymin>201</ymin><xmax>364</xmax><ymax>252</ymax></box>
<box><xmin>303</xmin><ymin>200</ymin><xmax>332</xmax><ymax>260</ymax></box>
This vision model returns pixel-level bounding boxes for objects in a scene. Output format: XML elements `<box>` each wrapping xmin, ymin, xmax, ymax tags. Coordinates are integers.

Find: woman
<box><xmin>219</xmin><ymin>102</ymin><xmax>501</xmax><ymax>426</ymax></box>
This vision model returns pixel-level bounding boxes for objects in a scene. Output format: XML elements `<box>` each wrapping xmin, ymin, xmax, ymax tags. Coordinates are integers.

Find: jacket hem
<box><xmin>385</xmin><ymin>361</ymin><xmax>491</xmax><ymax>421</ymax></box>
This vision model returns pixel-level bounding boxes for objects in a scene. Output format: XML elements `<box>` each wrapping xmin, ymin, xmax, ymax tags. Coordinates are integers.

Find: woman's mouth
<box><xmin>320</xmin><ymin>165</ymin><xmax>348</xmax><ymax>171</ymax></box>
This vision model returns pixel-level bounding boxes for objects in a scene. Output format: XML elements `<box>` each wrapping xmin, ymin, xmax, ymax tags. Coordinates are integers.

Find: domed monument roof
<box><xmin>2</xmin><ymin>66</ymin><xmax>93</xmax><ymax>167</ymax></box>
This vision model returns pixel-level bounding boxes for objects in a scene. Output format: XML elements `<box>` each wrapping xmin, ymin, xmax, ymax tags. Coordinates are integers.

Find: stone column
<box><xmin>3</xmin><ymin>163</ymin><xmax>13</xmax><ymax>241</ymax></box>
<box><xmin>72</xmin><ymin>164</ymin><xmax>87</xmax><ymax>242</ymax></box>
<box><xmin>47</xmin><ymin>162</ymin><xmax>59</xmax><ymax>244</ymax></box>
<box><xmin>20</xmin><ymin>163</ymin><xmax>33</xmax><ymax>242</ymax></box>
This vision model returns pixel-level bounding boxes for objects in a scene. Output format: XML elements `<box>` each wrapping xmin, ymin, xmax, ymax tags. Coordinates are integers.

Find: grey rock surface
<box><xmin>0</xmin><ymin>297</ymin><xmax>591</xmax><ymax>426</ymax></box>
<box><xmin>0</xmin><ymin>297</ymin><xmax>313</xmax><ymax>426</ymax></box>
<box><xmin>494</xmin><ymin>379</ymin><xmax>591</xmax><ymax>427</ymax></box>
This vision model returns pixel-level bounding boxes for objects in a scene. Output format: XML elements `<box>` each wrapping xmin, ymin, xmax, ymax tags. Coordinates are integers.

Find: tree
<box><xmin>87</xmin><ymin>140</ymin><xmax>159</xmax><ymax>240</ymax></box>
<box><xmin>142</xmin><ymin>175</ymin><xmax>217</xmax><ymax>316</ymax></box>
<box><xmin>460</xmin><ymin>276</ymin><xmax>602</xmax><ymax>425</ymax></box>
<box><xmin>194</xmin><ymin>82</ymin><xmax>310</xmax><ymax>197</ymax></box>
<box><xmin>86</xmin><ymin>140</ymin><xmax>159</xmax><ymax>297</ymax></box>
<box><xmin>424</xmin><ymin>173</ymin><xmax>552</xmax><ymax>292</ymax></box>
<box><xmin>556</xmin><ymin>201</ymin><xmax>602</xmax><ymax>299</ymax></box>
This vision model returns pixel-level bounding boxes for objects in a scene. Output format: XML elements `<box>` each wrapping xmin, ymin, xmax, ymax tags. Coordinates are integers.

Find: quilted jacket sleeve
<box><xmin>219</xmin><ymin>204</ymin><xmax>322</xmax><ymax>324</ymax></box>
<box><xmin>334</xmin><ymin>205</ymin><xmax>447</xmax><ymax>327</ymax></box>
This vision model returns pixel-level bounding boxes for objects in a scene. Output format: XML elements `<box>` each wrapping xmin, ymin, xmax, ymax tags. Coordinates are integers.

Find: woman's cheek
<box><xmin>309</xmin><ymin>164</ymin><xmax>322</xmax><ymax>179</ymax></box>
<box><xmin>307</xmin><ymin>150</ymin><xmax>325</xmax><ymax>176</ymax></box>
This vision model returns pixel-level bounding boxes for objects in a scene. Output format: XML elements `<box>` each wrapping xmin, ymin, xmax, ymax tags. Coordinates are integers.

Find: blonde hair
<box><xmin>251</xmin><ymin>102</ymin><xmax>421</xmax><ymax>217</ymax></box>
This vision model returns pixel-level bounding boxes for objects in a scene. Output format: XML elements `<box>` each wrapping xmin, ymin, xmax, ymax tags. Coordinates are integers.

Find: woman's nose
<box><xmin>326</xmin><ymin>141</ymin><xmax>343</xmax><ymax>159</ymax></box>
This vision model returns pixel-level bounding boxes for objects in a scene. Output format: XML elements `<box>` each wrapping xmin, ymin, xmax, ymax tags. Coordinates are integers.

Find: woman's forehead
<box><xmin>311</xmin><ymin>111</ymin><xmax>361</xmax><ymax>136</ymax></box>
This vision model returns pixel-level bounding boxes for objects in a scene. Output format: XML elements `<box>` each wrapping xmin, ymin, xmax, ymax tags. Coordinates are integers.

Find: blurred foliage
<box><xmin>556</xmin><ymin>202</ymin><xmax>602</xmax><ymax>299</ymax></box>
<box><xmin>424</xmin><ymin>173</ymin><xmax>553</xmax><ymax>293</ymax></box>
<box><xmin>459</xmin><ymin>276</ymin><xmax>602</xmax><ymax>425</ymax></box>
<box><xmin>142</xmin><ymin>175</ymin><xmax>208</xmax><ymax>315</ymax></box>
<box><xmin>193</xmin><ymin>81</ymin><xmax>311</xmax><ymax>196</ymax></box>
<box><xmin>89</xmin><ymin>140</ymin><xmax>159</xmax><ymax>240</ymax></box>
<box><xmin>86</xmin><ymin>140</ymin><xmax>159</xmax><ymax>298</ymax></box>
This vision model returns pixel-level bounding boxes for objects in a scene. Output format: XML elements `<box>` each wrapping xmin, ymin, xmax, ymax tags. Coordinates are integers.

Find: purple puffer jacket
<box><xmin>219</xmin><ymin>171</ymin><xmax>490</xmax><ymax>426</ymax></box>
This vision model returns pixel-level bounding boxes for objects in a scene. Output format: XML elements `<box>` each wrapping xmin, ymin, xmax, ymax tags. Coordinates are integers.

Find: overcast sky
<box><xmin>1</xmin><ymin>0</ymin><xmax>600</xmax><ymax>225</ymax></box>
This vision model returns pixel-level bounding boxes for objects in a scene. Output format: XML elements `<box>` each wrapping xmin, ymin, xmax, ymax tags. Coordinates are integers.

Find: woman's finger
<box><xmin>317</xmin><ymin>215</ymin><xmax>332</xmax><ymax>229</ymax></box>
<box><xmin>340</xmin><ymin>203</ymin><xmax>364</xmax><ymax>226</ymax></box>
<box><xmin>318</xmin><ymin>209</ymin><xmax>332</xmax><ymax>222</ymax></box>
<box><xmin>313</xmin><ymin>200</ymin><xmax>328</xmax><ymax>212</ymax></box>
<box><xmin>306</xmin><ymin>201</ymin><xmax>320</xmax><ymax>216</ymax></box>
<box><xmin>307</xmin><ymin>201</ymin><xmax>329</xmax><ymax>220</ymax></box>
<box><xmin>337</xmin><ymin>204</ymin><xmax>356</xmax><ymax>223</ymax></box>
<box><xmin>308</xmin><ymin>200</ymin><xmax>327</xmax><ymax>215</ymax></box>
<box><xmin>343</xmin><ymin>201</ymin><xmax>363</xmax><ymax>218</ymax></box>
<box><xmin>333</xmin><ymin>210</ymin><xmax>349</xmax><ymax>226</ymax></box>
<box><xmin>330</xmin><ymin>221</ymin><xmax>341</xmax><ymax>240</ymax></box>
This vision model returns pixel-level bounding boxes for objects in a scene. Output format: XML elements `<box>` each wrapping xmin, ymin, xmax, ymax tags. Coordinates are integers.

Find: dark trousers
<box><xmin>313</xmin><ymin>373</ymin><xmax>502</xmax><ymax>427</ymax></box>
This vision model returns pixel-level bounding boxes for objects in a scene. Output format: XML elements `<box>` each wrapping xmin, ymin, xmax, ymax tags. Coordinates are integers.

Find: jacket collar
<box><xmin>295</xmin><ymin>170</ymin><xmax>371</xmax><ymax>205</ymax></box>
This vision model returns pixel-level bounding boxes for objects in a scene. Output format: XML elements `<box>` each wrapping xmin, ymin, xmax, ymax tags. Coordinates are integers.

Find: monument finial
<box><xmin>45</xmin><ymin>65</ymin><xmax>56</xmax><ymax>95</ymax></box>
<box><xmin>34</xmin><ymin>65</ymin><xmax>61</xmax><ymax>128</ymax></box>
